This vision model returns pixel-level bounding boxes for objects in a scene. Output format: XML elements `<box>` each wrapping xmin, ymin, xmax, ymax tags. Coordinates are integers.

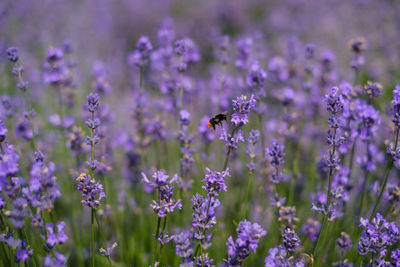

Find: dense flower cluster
<box><xmin>266</xmin><ymin>140</ymin><xmax>287</xmax><ymax>183</ymax></box>
<box><xmin>358</xmin><ymin>213</ymin><xmax>399</xmax><ymax>257</ymax></box>
<box><xmin>76</xmin><ymin>173</ymin><xmax>106</xmax><ymax>209</ymax></box>
<box><xmin>231</xmin><ymin>95</ymin><xmax>256</xmax><ymax>127</ymax></box>
<box><xmin>224</xmin><ymin>220</ymin><xmax>267</xmax><ymax>266</ymax></box>
<box><xmin>202</xmin><ymin>168</ymin><xmax>229</xmax><ymax>197</ymax></box>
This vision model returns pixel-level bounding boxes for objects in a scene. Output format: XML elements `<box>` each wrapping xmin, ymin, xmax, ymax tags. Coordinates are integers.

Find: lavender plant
<box><xmin>1</xmin><ymin>4</ymin><xmax>400</xmax><ymax>266</ymax></box>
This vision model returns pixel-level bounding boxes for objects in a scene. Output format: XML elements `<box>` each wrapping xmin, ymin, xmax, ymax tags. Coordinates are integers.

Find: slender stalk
<box><xmin>358</xmin><ymin>139</ymin><xmax>371</xmax><ymax>217</ymax></box>
<box><xmin>369</xmin><ymin>126</ymin><xmax>399</xmax><ymax>221</ymax></box>
<box><xmin>91</xmin><ymin>208</ymin><xmax>95</xmax><ymax>267</ymax></box>
<box><xmin>157</xmin><ymin>217</ymin><xmax>168</xmax><ymax>264</ymax></box>
<box><xmin>223</xmin><ymin>148</ymin><xmax>231</xmax><ymax>171</ymax></box>
<box><xmin>179</xmin><ymin>55</ymin><xmax>184</xmax><ymax>109</ymax></box>
<box><xmin>243</xmin><ymin>174</ymin><xmax>253</xmax><ymax>220</ymax></box>
<box><xmin>312</xmin><ymin>127</ymin><xmax>337</xmax><ymax>262</ymax></box>
<box><xmin>153</xmin><ymin>217</ymin><xmax>161</xmax><ymax>264</ymax></box>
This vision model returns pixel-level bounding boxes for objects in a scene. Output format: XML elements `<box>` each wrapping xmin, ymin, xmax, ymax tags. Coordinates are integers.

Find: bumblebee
<box><xmin>207</xmin><ymin>113</ymin><xmax>227</xmax><ymax>130</ymax></box>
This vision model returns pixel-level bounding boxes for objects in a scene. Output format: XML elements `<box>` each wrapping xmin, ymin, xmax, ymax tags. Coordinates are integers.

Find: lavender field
<box><xmin>1</xmin><ymin>0</ymin><xmax>400</xmax><ymax>266</ymax></box>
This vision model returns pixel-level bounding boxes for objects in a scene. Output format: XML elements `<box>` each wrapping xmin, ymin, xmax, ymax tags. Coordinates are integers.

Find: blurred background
<box><xmin>1</xmin><ymin>0</ymin><xmax>400</xmax><ymax>87</ymax></box>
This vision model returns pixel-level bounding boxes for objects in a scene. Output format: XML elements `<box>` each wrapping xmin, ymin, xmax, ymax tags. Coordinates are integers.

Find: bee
<box><xmin>207</xmin><ymin>113</ymin><xmax>227</xmax><ymax>130</ymax></box>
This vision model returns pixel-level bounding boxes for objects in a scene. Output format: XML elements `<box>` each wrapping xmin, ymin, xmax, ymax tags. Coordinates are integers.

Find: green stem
<box><xmin>157</xmin><ymin>217</ymin><xmax>168</xmax><ymax>264</ymax></box>
<box><xmin>153</xmin><ymin>217</ymin><xmax>161</xmax><ymax>265</ymax></box>
<box><xmin>358</xmin><ymin>140</ymin><xmax>371</xmax><ymax>217</ymax></box>
<box><xmin>312</xmin><ymin>127</ymin><xmax>337</xmax><ymax>262</ymax></box>
<box><xmin>243</xmin><ymin>173</ymin><xmax>253</xmax><ymax>220</ymax></box>
<box><xmin>369</xmin><ymin>126</ymin><xmax>399</xmax><ymax>221</ymax></box>
<box><xmin>91</xmin><ymin>208</ymin><xmax>95</xmax><ymax>267</ymax></box>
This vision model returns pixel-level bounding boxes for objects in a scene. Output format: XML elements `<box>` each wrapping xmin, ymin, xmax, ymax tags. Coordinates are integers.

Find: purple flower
<box><xmin>67</xmin><ymin>126</ymin><xmax>84</xmax><ymax>155</ymax></box>
<box><xmin>246</xmin><ymin>61</ymin><xmax>266</xmax><ymax>89</ymax></box>
<box><xmin>220</xmin><ymin>129</ymin><xmax>244</xmax><ymax>149</ymax></box>
<box><xmin>150</xmin><ymin>185</ymin><xmax>182</xmax><ymax>217</ymax></box>
<box><xmin>202</xmin><ymin>168</ymin><xmax>229</xmax><ymax>197</ymax></box>
<box><xmin>4</xmin><ymin>197</ymin><xmax>28</xmax><ymax>228</ymax></box>
<box><xmin>301</xmin><ymin>218</ymin><xmax>321</xmax><ymax>242</ymax></box>
<box><xmin>356</xmin><ymin>102</ymin><xmax>380</xmax><ymax>142</ymax></box>
<box><xmin>231</xmin><ymin>95</ymin><xmax>256</xmax><ymax>127</ymax></box>
<box><xmin>44</xmin><ymin>251</ymin><xmax>66</xmax><ymax>267</ymax></box>
<box><xmin>15</xmin><ymin>248</ymin><xmax>33</xmax><ymax>262</ymax></box>
<box><xmin>76</xmin><ymin>173</ymin><xmax>106</xmax><ymax>209</ymax></box>
<box><xmin>0</xmin><ymin>143</ymin><xmax>20</xmax><ymax>179</ymax></box>
<box><xmin>364</xmin><ymin>81</ymin><xmax>382</xmax><ymax>98</ymax></box>
<box><xmin>264</xmin><ymin>245</ymin><xmax>304</xmax><ymax>267</ymax></box>
<box><xmin>0</xmin><ymin>121</ymin><xmax>8</xmax><ymax>142</ymax></box>
<box><xmin>391</xmin><ymin>84</ymin><xmax>400</xmax><ymax>128</ymax></box>
<box><xmin>174</xmin><ymin>230</ymin><xmax>193</xmax><ymax>259</ymax></box>
<box><xmin>336</xmin><ymin>232</ymin><xmax>352</xmax><ymax>251</ymax></box>
<box><xmin>142</xmin><ymin>170</ymin><xmax>181</xmax><ymax>217</ymax></box>
<box><xmin>128</xmin><ymin>35</ymin><xmax>153</xmax><ymax>68</ymax></box>
<box><xmin>45</xmin><ymin>221</ymin><xmax>68</xmax><ymax>248</ymax></box>
<box><xmin>305</xmin><ymin>43</ymin><xmax>316</xmax><ymax>59</ymax></box>
<box><xmin>179</xmin><ymin>109</ymin><xmax>191</xmax><ymax>126</ymax></box>
<box><xmin>42</xmin><ymin>47</ymin><xmax>70</xmax><ymax>86</ymax></box>
<box><xmin>141</xmin><ymin>169</ymin><xmax>178</xmax><ymax>190</ymax></box>
<box><xmin>235</xmin><ymin>37</ymin><xmax>253</xmax><ymax>69</ymax></box>
<box><xmin>86</xmin><ymin>92</ymin><xmax>100</xmax><ymax>113</ymax></box>
<box><xmin>24</xmin><ymin>157</ymin><xmax>61</xmax><ymax>211</ymax></box>
<box><xmin>224</xmin><ymin>220</ymin><xmax>267</xmax><ymax>266</ymax></box>
<box><xmin>266</xmin><ymin>140</ymin><xmax>287</xmax><ymax>184</ymax></box>
<box><xmin>325</xmin><ymin>87</ymin><xmax>344</xmax><ymax>128</ymax></box>
<box><xmin>191</xmin><ymin>194</ymin><xmax>220</xmax><ymax>238</ymax></box>
<box><xmin>358</xmin><ymin>213</ymin><xmax>399</xmax><ymax>256</ymax></box>
<box><xmin>6</xmin><ymin>47</ymin><xmax>19</xmax><ymax>62</ymax></box>
<box><xmin>282</xmin><ymin>226</ymin><xmax>301</xmax><ymax>252</ymax></box>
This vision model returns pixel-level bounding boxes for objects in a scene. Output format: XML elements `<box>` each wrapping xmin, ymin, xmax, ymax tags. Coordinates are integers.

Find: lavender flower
<box><xmin>0</xmin><ymin>143</ymin><xmax>20</xmax><ymax>179</ymax></box>
<box><xmin>150</xmin><ymin>184</ymin><xmax>182</xmax><ymax>217</ymax></box>
<box><xmin>6</xmin><ymin>47</ymin><xmax>19</xmax><ymax>62</ymax></box>
<box><xmin>179</xmin><ymin>109</ymin><xmax>191</xmax><ymax>126</ymax></box>
<box><xmin>202</xmin><ymin>168</ymin><xmax>229</xmax><ymax>197</ymax></box>
<box><xmin>128</xmin><ymin>36</ymin><xmax>153</xmax><ymax>68</ymax></box>
<box><xmin>85</xmin><ymin>92</ymin><xmax>101</xmax><ymax>171</ymax></box>
<box><xmin>174</xmin><ymin>230</ymin><xmax>193</xmax><ymax>259</ymax></box>
<box><xmin>141</xmin><ymin>169</ymin><xmax>178</xmax><ymax>190</ymax></box>
<box><xmin>43</xmin><ymin>47</ymin><xmax>70</xmax><ymax>86</ymax></box>
<box><xmin>44</xmin><ymin>251</ymin><xmax>67</xmax><ymax>267</ymax></box>
<box><xmin>191</xmin><ymin>194</ymin><xmax>220</xmax><ymax>238</ymax></box>
<box><xmin>246</xmin><ymin>61</ymin><xmax>266</xmax><ymax>90</ymax></box>
<box><xmin>45</xmin><ymin>221</ymin><xmax>68</xmax><ymax>248</ymax></box>
<box><xmin>235</xmin><ymin>37</ymin><xmax>253</xmax><ymax>69</ymax></box>
<box><xmin>220</xmin><ymin>129</ymin><xmax>244</xmax><ymax>149</ymax></box>
<box><xmin>301</xmin><ymin>218</ymin><xmax>321</xmax><ymax>242</ymax></box>
<box><xmin>358</xmin><ymin>213</ymin><xmax>399</xmax><ymax>257</ymax></box>
<box><xmin>264</xmin><ymin>246</ymin><xmax>304</xmax><ymax>267</ymax></box>
<box><xmin>23</xmin><ymin>156</ymin><xmax>61</xmax><ymax>211</ymax></box>
<box><xmin>336</xmin><ymin>232</ymin><xmax>352</xmax><ymax>251</ymax></box>
<box><xmin>224</xmin><ymin>220</ymin><xmax>267</xmax><ymax>266</ymax></box>
<box><xmin>231</xmin><ymin>95</ymin><xmax>256</xmax><ymax>127</ymax></box>
<box><xmin>282</xmin><ymin>226</ymin><xmax>301</xmax><ymax>252</ymax></box>
<box><xmin>266</xmin><ymin>140</ymin><xmax>287</xmax><ymax>183</ymax></box>
<box><xmin>15</xmin><ymin>248</ymin><xmax>33</xmax><ymax>262</ymax></box>
<box><xmin>246</xmin><ymin>129</ymin><xmax>260</xmax><ymax>173</ymax></box>
<box><xmin>364</xmin><ymin>81</ymin><xmax>382</xmax><ymax>99</ymax></box>
<box><xmin>4</xmin><ymin>197</ymin><xmax>28</xmax><ymax>228</ymax></box>
<box><xmin>76</xmin><ymin>173</ymin><xmax>106</xmax><ymax>209</ymax></box>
